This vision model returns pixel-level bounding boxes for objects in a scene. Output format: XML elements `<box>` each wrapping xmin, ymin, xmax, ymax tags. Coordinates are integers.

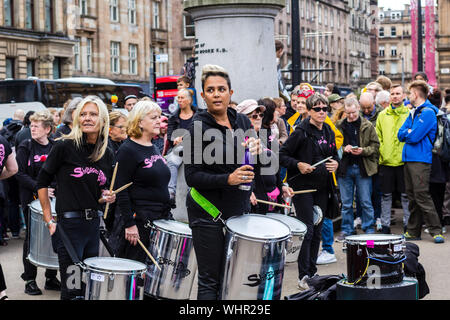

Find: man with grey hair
<box><xmin>359</xmin><ymin>92</ymin><xmax>383</xmax><ymax>126</ymax></box>
<box><xmin>335</xmin><ymin>97</ymin><xmax>380</xmax><ymax>241</ymax></box>
<box><xmin>13</xmin><ymin>109</ymin><xmax>25</xmax><ymax>122</ymax></box>
<box><xmin>376</xmin><ymin>90</ymin><xmax>391</xmax><ymax>109</ymax></box>
<box><xmin>52</xmin><ymin>97</ymin><xmax>82</xmax><ymax>139</ymax></box>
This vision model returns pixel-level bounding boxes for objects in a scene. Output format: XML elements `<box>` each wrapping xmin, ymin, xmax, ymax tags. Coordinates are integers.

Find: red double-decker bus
<box><xmin>155</xmin><ymin>75</ymin><xmax>180</xmax><ymax>114</ymax></box>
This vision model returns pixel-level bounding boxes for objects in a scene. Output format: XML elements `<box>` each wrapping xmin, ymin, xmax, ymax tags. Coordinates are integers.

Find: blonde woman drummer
<box><xmin>36</xmin><ymin>95</ymin><xmax>116</xmax><ymax>300</ymax></box>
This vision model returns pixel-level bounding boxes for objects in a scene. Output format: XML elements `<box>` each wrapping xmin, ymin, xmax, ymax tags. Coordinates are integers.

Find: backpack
<box><xmin>429</xmin><ymin>110</ymin><xmax>450</xmax><ymax>162</ymax></box>
<box><xmin>0</xmin><ymin>121</ymin><xmax>23</xmax><ymax>146</ymax></box>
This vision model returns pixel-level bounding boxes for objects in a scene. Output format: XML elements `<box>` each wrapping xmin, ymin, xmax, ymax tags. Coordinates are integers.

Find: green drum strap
<box><xmin>190</xmin><ymin>188</ymin><xmax>223</xmax><ymax>223</ymax></box>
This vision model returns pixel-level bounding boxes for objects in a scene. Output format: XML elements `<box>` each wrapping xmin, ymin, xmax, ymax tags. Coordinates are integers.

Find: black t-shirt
<box><xmin>0</xmin><ymin>135</ymin><xmax>12</xmax><ymax>172</ymax></box>
<box><xmin>179</xmin><ymin>117</ymin><xmax>193</xmax><ymax>130</ymax></box>
<box><xmin>36</xmin><ymin>138</ymin><xmax>113</xmax><ymax>214</ymax></box>
<box><xmin>115</xmin><ymin>139</ymin><xmax>171</xmax><ymax>228</ymax></box>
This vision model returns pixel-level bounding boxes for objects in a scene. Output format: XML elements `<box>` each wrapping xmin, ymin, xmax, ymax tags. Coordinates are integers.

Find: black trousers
<box><xmin>21</xmin><ymin>207</ymin><xmax>57</xmax><ymax>282</ymax></box>
<box><xmin>0</xmin><ymin>264</ymin><xmax>6</xmax><ymax>292</ymax></box>
<box><xmin>51</xmin><ymin>217</ymin><xmax>100</xmax><ymax>300</ymax></box>
<box><xmin>292</xmin><ymin>189</ymin><xmax>328</xmax><ymax>280</ymax></box>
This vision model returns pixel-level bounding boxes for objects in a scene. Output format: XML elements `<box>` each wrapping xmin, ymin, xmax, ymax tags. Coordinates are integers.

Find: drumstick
<box><xmin>311</xmin><ymin>156</ymin><xmax>333</xmax><ymax>168</ymax></box>
<box><xmin>98</xmin><ymin>183</ymin><xmax>133</xmax><ymax>204</ymax></box>
<box><xmin>291</xmin><ymin>189</ymin><xmax>317</xmax><ymax>195</ymax></box>
<box><xmin>256</xmin><ymin>199</ymin><xmax>292</xmax><ymax>209</ymax></box>
<box><xmin>103</xmin><ymin>162</ymin><xmax>118</xmax><ymax>219</ymax></box>
<box><xmin>137</xmin><ymin>239</ymin><xmax>161</xmax><ymax>271</ymax></box>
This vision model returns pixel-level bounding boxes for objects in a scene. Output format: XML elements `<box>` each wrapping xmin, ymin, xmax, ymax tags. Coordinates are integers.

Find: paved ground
<box><xmin>0</xmin><ymin>208</ymin><xmax>448</xmax><ymax>300</ymax></box>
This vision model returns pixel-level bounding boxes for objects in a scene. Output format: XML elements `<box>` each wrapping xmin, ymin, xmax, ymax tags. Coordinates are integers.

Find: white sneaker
<box><xmin>376</xmin><ymin>218</ymin><xmax>382</xmax><ymax>231</ymax></box>
<box><xmin>424</xmin><ymin>228</ymin><xmax>430</xmax><ymax>234</ymax></box>
<box><xmin>316</xmin><ymin>251</ymin><xmax>337</xmax><ymax>265</ymax></box>
<box><xmin>443</xmin><ymin>226</ymin><xmax>447</xmax><ymax>234</ymax></box>
<box><xmin>354</xmin><ymin>217</ymin><xmax>362</xmax><ymax>229</ymax></box>
<box><xmin>297</xmin><ymin>275</ymin><xmax>310</xmax><ymax>291</ymax></box>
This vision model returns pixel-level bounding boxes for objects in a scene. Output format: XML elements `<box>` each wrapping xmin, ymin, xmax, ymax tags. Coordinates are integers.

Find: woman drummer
<box><xmin>114</xmin><ymin>100</ymin><xmax>172</xmax><ymax>263</ymax></box>
<box><xmin>16</xmin><ymin>110</ymin><xmax>60</xmax><ymax>296</ymax></box>
<box><xmin>36</xmin><ymin>96</ymin><xmax>116</xmax><ymax>300</ymax></box>
<box><xmin>184</xmin><ymin>64</ymin><xmax>262</xmax><ymax>300</ymax></box>
<box><xmin>279</xmin><ymin>93</ymin><xmax>339</xmax><ymax>291</ymax></box>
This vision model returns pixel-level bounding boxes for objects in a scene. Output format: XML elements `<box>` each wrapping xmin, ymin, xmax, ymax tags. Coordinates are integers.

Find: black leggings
<box><xmin>0</xmin><ymin>264</ymin><xmax>6</xmax><ymax>292</ymax></box>
<box><xmin>292</xmin><ymin>189</ymin><xmax>328</xmax><ymax>280</ymax></box>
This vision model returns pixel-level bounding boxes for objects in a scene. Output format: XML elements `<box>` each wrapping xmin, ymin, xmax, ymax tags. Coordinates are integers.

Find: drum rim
<box><xmin>225</xmin><ymin>214</ymin><xmax>292</xmax><ymax>242</ymax></box>
<box><xmin>152</xmin><ymin>219</ymin><xmax>193</xmax><ymax>237</ymax></box>
<box><xmin>344</xmin><ymin>234</ymin><xmax>404</xmax><ymax>245</ymax></box>
<box><xmin>83</xmin><ymin>257</ymin><xmax>147</xmax><ymax>274</ymax></box>
<box><xmin>265</xmin><ymin>213</ymin><xmax>307</xmax><ymax>236</ymax></box>
<box><xmin>29</xmin><ymin>198</ymin><xmax>57</xmax><ymax>216</ymax></box>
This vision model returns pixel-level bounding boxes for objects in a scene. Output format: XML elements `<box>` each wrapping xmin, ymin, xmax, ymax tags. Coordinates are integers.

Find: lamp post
<box><xmin>291</xmin><ymin>0</ymin><xmax>302</xmax><ymax>86</ymax></box>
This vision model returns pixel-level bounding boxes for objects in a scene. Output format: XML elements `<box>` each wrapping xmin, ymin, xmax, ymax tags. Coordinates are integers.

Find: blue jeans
<box><xmin>321</xmin><ymin>218</ymin><xmax>334</xmax><ymax>254</ymax></box>
<box><xmin>355</xmin><ymin>174</ymin><xmax>381</xmax><ymax>220</ymax></box>
<box><xmin>338</xmin><ymin>164</ymin><xmax>375</xmax><ymax>235</ymax></box>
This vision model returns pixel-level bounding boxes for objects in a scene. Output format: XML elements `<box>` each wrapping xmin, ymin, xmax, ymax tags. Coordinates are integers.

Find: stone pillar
<box><xmin>184</xmin><ymin>0</ymin><xmax>284</xmax><ymax>106</ymax></box>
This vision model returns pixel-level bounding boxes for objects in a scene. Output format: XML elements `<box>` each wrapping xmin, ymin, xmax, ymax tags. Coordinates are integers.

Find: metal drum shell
<box><xmin>28</xmin><ymin>199</ymin><xmax>59</xmax><ymax>270</ymax></box>
<box><xmin>220</xmin><ymin>214</ymin><xmax>291</xmax><ymax>300</ymax></box>
<box><xmin>343</xmin><ymin>234</ymin><xmax>405</xmax><ymax>286</ymax></box>
<box><xmin>144</xmin><ymin>220</ymin><xmax>197</xmax><ymax>300</ymax></box>
<box><xmin>265</xmin><ymin>213</ymin><xmax>307</xmax><ymax>264</ymax></box>
<box><xmin>83</xmin><ymin>257</ymin><xmax>147</xmax><ymax>300</ymax></box>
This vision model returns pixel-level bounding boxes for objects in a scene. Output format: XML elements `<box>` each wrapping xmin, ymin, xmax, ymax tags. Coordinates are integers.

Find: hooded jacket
<box><xmin>375</xmin><ymin>103</ymin><xmax>410</xmax><ymax>167</ymax></box>
<box><xmin>184</xmin><ymin>108</ymin><xmax>257</xmax><ymax>221</ymax></box>
<box><xmin>398</xmin><ymin>99</ymin><xmax>438</xmax><ymax>164</ymax></box>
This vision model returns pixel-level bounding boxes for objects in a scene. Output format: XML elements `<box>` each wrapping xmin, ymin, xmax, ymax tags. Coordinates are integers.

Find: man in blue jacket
<box><xmin>398</xmin><ymin>80</ymin><xmax>445</xmax><ymax>243</ymax></box>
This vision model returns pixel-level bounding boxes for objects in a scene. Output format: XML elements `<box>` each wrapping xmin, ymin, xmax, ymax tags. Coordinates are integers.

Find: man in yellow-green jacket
<box><xmin>375</xmin><ymin>84</ymin><xmax>411</xmax><ymax>234</ymax></box>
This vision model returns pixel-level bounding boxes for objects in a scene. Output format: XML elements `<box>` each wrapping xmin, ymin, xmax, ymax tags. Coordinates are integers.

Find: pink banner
<box><xmin>425</xmin><ymin>0</ymin><xmax>437</xmax><ymax>86</ymax></box>
<box><xmin>411</xmin><ymin>0</ymin><xmax>418</xmax><ymax>75</ymax></box>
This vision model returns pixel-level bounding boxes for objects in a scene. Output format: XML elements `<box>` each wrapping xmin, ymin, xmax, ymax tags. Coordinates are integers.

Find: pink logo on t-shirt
<box><xmin>70</xmin><ymin>167</ymin><xmax>107</xmax><ymax>186</ymax></box>
<box><xmin>0</xmin><ymin>144</ymin><xmax>5</xmax><ymax>166</ymax></box>
<box><xmin>143</xmin><ymin>155</ymin><xmax>167</xmax><ymax>168</ymax></box>
<box><xmin>34</xmin><ymin>154</ymin><xmax>48</xmax><ymax>163</ymax></box>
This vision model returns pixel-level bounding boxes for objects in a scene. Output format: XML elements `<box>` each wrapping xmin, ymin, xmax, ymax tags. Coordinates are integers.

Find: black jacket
<box><xmin>280</xmin><ymin>117</ymin><xmax>339</xmax><ymax>190</ymax></box>
<box><xmin>184</xmin><ymin>108</ymin><xmax>257</xmax><ymax>222</ymax></box>
<box><xmin>167</xmin><ymin>108</ymin><xmax>196</xmax><ymax>149</ymax></box>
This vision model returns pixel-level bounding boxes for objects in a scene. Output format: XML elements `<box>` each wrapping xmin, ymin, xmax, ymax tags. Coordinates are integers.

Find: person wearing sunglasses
<box><xmin>280</xmin><ymin>93</ymin><xmax>339</xmax><ymax>291</ymax></box>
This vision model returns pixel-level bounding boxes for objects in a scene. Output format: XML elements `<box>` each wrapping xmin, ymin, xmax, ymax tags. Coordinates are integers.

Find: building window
<box><xmin>391</xmin><ymin>61</ymin><xmax>398</xmax><ymax>74</ymax></box>
<box><xmin>152</xmin><ymin>1</ymin><xmax>160</xmax><ymax>29</ymax></box>
<box><xmin>391</xmin><ymin>46</ymin><xmax>397</xmax><ymax>57</ymax></box>
<box><xmin>379</xmin><ymin>27</ymin><xmax>384</xmax><ymax>37</ymax></box>
<box><xmin>110</xmin><ymin>0</ymin><xmax>119</xmax><ymax>22</ymax></box>
<box><xmin>74</xmin><ymin>37</ymin><xmax>81</xmax><ymax>71</ymax></box>
<box><xmin>87</xmin><ymin>38</ymin><xmax>93</xmax><ymax>71</ymax></box>
<box><xmin>26</xmin><ymin>60</ymin><xmax>35</xmax><ymax>77</ymax></box>
<box><xmin>285</xmin><ymin>0</ymin><xmax>290</xmax><ymax>14</ymax></box>
<box><xmin>325</xmin><ymin>36</ymin><xmax>328</xmax><ymax>55</ymax></box>
<box><xmin>287</xmin><ymin>23</ymin><xmax>291</xmax><ymax>47</ymax></box>
<box><xmin>183</xmin><ymin>14</ymin><xmax>195</xmax><ymax>38</ymax></box>
<box><xmin>129</xmin><ymin>44</ymin><xmax>137</xmax><ymax>75</ymax></box>
<box><xmin>337</xmin><ymin>11</ymin><xmax>340</xmax><ymax>29</ymax></box>
<box><xmin>318</xmin><ymin>5</ymin><xmax>322</xmax><ymax>24</ymax></box>
<box><xmin>391</xmin><ymin>26</ymin><xmax>396</xmax><ymax>37</ymax></box>
<box><xmin>53</xmin><ymin>58</ymin><xmax>61</xmax><ymax>79</ymax></box>
<box><xmin>324</xmin><ymin>7</ymin><xmax>328</xmax><ymax>26</ymax></box>
<box><xmin>128</xmin><ymin>0</ymin><xmax>136</xmax><ymax>25</ymax></box>
<box><xmin>6</xmin><ymin>58</ymin><xmax>15</xmax><ymax>78</ymax></box>
<box><xmin>25</xmin><ymin>0</ymin><xmax>34</xmax><ymax>29</ymax></box>
<box><xmin>3</xmin><ymin>0</ymin><xmax>13</xmax><ymax>27</ymax></box>
<box><xmin>80</xmin><ymin>0</ymin><xmax>88</xmax><ymax>15</ymax></box>
<box><xmin>110</xmin><ymin>42</ymin><xmax>120</xmax><ymax>74</ymax></box>
<box><xmin>330</xmin><ymin>10</ymin><xmax>334</xmax><ymax>28</ymax></box>
<box><xmin>44</xmin><ymin>0</ymin><xmax>53</xmax><ymax>32</ymax></box>
<box><xmin>379</xmin><ymin>46</ymin><xmax>385</xmax><ymax>57</ymax></box>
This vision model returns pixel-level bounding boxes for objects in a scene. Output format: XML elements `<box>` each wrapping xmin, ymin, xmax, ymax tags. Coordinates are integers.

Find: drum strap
<box><xmin>189</xmin><ymin>188</ymin><xmax>224</xmax><ymax>224</ymax></box>
<box><xmin>56</xmin><ymin>224</ymin><xmax>85</xmax><ymax>268</ymax></box>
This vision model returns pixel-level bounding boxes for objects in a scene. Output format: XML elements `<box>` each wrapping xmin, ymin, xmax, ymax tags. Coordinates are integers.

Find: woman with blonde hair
<box><xmin>36</xmin><ymin>95</ymin><xmax>116</xmax><ymax>300</ymax></box>
<box><xmin>113</xmin><ymin>100</ymin><xmax>172</xmax><ymax>263</ymax></box>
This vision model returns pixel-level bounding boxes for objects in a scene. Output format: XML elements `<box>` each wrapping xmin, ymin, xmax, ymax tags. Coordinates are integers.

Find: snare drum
<box><xmin>144</xmin><ymin>219</ymin><xmax>197</xmax><ymax>300</ymax></box>
<box><xmin>265</xmin><ymin>213</ymin><xmax>307</xmax><ymax>263</ymax></box>
<box><xmin>28</xmin><ymin>199</ymin><xmax>58</xmax><ymax>270</ymax></box>
<box><xmin>343</xmin><ymin>234</ymin><xmax>406</xmax><ymax>286</ymax></box>
<box><xmin>83</xmin><ymin>257</ymin><xmax>146</xmax><ymax>300</ymax></box>
<box><xmin>221</xmin><ymin>214</ymin><xmax>291</xmax><ymax>300</ymax></box>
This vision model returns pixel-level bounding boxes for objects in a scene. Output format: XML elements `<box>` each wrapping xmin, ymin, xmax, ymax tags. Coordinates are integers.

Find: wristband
<box><xmin>45</xmin><ymin>220</ymin><xmax>56</xmax><ymax>228</ymax></box>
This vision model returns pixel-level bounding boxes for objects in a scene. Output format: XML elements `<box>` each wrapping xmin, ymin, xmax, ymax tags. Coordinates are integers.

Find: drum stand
<box><xmin>336</xmin><ymin>277</ymin><xmax>418</xmax><ymax>300</ymax></box>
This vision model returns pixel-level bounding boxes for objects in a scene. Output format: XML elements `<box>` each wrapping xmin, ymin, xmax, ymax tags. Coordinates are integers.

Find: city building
<box><xmin>437</xmin><ymin>0</ymin><xmax>450</xmax><ymax>90</ymax></box>
<box><xmin>378</xmin><ymin>3</ymin><xmax>438</xmax><ymax>87</ymax></box>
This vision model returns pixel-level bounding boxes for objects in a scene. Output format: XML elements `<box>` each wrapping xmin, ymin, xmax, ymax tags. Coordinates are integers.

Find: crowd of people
<box><xmin>0</xmin><ymin>59</ymin><xmax>450</xmax><ymax>300</ymax></box>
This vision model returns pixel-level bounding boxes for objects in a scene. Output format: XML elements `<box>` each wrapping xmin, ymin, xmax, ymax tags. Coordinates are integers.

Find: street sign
<box><xmin>441</xmin><ymin>68</ymin><xmax>450</xmax><ymax>74</ymax></box>
<box><xmin>155</xmin><ymin>54</ymin><xmax>169</xmax><ymax>63</ymax></box>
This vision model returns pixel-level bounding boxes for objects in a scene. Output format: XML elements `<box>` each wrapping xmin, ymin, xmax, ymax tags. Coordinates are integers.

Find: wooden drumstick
<box><xmin>103</xmin><ymin>162</ymin><xmax>118</xmax><ymax>219</ymax></box>
<box><xmin>256</xmin><ymin>199</ymin><xmax>292</xmax><ymax>209</ymax></box>
<box><xmin>99</xmin><ymin>182</ymin><xmax>133</xmax><ymax>204</ymax></box>
<box><xmin>291</xmin><ymin>189</ymin><xmax>317</xmax><ymax>195</ymax></box>
<box><xmin>137</xmin><ymin>239</ymin><xmax>161</xmax><ymax>271</ymax></box>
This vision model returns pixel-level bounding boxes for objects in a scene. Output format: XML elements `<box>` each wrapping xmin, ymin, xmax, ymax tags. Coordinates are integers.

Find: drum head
<box><xmin>265</xmin><ymin>213</ymin><xmax>307</xmax><ymax>236</ymax></box>
<box><xmin>84</xmin><ymin>257</ymin><xmax>146</xmax><ymax>272</ymax></box>
<box><xmin>153</xmin><ymin>219</ymin><xmax>192</xmax><ymax>236</ymax></box>
<box><xmin>29</xmin><ymin>199</ymin><xmax>56</xmax><ymax>215</ymax></box>
<box><xmin>226</xmin><ymin>214</ymin><xmax>291</xmax><ymax>240</ymax></box>
<box><xmin>345</xmin><ymin>234</ymin><xmax>403</xmax><ymax>244</ymax></box>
